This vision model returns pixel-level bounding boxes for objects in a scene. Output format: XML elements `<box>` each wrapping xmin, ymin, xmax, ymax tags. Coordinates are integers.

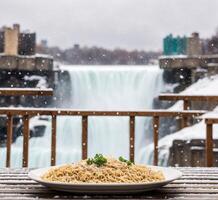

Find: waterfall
<box><xmin>0</xmin><ymin>65</ymin><xmax>164</xmax><ymax>167</ymax></box>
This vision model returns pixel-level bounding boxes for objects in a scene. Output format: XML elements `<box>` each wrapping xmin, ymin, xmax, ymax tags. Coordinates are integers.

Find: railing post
<box><xmin>153</xmin><ymin>116</ymin><xmax>159</xmax><ymax>166</ymax></box>
<box><xmin>206</xmin><ymin>121</ymin><xmax>213</xmax><ymax>167</ymax></box>
<box><xmin>23</xmin><ymin>115</ymin><xmax>29</xmax><ymax>167</ymax></box>
<box><xmin>51</xmin><ymin>115</ymin><xmax>57</xmax><ymax>166</ymax></box>
<box><xmin>181</xmin><ymin>99</ymin><xmax>190</xmax><ymax>128</ymax></box>
<box><xmin>183</xmin><ymin>99</ymin><xmax>190</xmax><ymax>110</ymax></box>
<box><xmin>6</xmin><ymin>115</ymin><xmax>13</xmax><ymax>168</ymax></box>
<box><xmin>129</xmin><ymin>116</ymin><xmax>135</xmax><ymax>162</ymax></box>
<box><xmin>82</xmin><ymin>116</ymin><xmax>88</xmax><ymax>159</ymax></box>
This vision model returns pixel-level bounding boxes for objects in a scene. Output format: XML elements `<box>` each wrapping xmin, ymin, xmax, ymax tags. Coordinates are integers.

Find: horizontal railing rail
<box><xmin>0</xmin><ymin>88</ymin><xmax>53</xmax><ymax>96</ymax></box>
<box><xmin>1</xmin><ymin>107</ymin><xmax>205</xmax><ymax>168</ymax></box>
<box><xmin>159</xmin><ymin>94</ymin><xmax>218</xmax><ymax>102</ymax></box>
<box><xmin>0</xmin><ymin>107</ymin><xmax>206</xmax><ymax>116</ymax></box>
<box><xmin>159</xmin><ymin>93</ymin><xmax>218</xmax><ymax>111</ymax></box>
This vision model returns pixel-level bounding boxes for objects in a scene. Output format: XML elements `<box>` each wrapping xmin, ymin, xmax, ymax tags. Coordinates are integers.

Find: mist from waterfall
<box><xmin>0</xmin><ymin>65</ymin><xmax>164</xmax><ymax>167</ymax></box>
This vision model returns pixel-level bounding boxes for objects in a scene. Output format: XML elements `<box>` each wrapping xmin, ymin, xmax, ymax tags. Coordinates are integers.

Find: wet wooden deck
<box><xmin>1</xmin><ymin>168</ymin><xmax>218</xmax><ymax>199</ymax></box>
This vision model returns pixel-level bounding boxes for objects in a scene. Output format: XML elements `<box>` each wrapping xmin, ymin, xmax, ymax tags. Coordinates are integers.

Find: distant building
<box><xmin>0</xmin><ymin>30</ymin><xmax>4</xmax><ymax>53</ymax></box>
<box><xmin>4</xmin><ymin>24</ymin><xmax>19</xmax><ymax>55</ymax></box>
<box><xmin>40</xmin><ymin>40</ymin><xmax>48</xmax><ymax>48</ymax></box>
<box><xmin>0</xmin><ymin>24</ymin><xmax>36</xmax><ymax>56</ymax></box>
<box><xmin>186</xmin><ymin>32</ymin><xmax>202</xmax><ymax>56</ymax></box>
<box><xmin>18</xmin><ymin>32</ymin><xmax>36</xmax><ymax>55</ymax></box>
<box><xmin>163</xmin><ymin>32</ymin><xmax>202</xmax><ymax>56</ymax></box>
<box><xmin>74</xmin><ymin>44</ymin><xmax>80</xmax><ymax>50</ymax></box>
<box><xmin>163</xmin><ymin>34</ymin><xmax>187</xmax><ymax>55</ymax></box>
<box><xmin>36</xmin><ymin>40</ymin><xmax>48</xmax><ymax>54</ymax></box>
<box><xmin>0</xmin><ymin>24</ymin><xmax>53</xmax><ymax>71</ymax></box>
<box><xmin>207</xmin><ymin>35</ymin><xmax>218</xmax><ymax>54</ymax></box>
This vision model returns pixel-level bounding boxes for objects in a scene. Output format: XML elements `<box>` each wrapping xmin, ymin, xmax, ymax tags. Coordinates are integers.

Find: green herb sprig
<box><xmin>119</xmin><ymin>156</ymin><xmax>133</xmax><ymax>166</ymax></box>
<box><xmin>86</xmin><ymin>154</ymin><xmax>107</xmax><ymax>167</ymax></box>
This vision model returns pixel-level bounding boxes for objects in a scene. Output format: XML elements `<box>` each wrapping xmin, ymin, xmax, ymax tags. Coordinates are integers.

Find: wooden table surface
<box><xmin>1</xmin><ymin>167</ymin><xmax>218</xmax><ymax>200</ymax></box>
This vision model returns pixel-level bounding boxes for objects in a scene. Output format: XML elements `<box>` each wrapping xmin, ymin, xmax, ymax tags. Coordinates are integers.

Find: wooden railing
<box><xmin>1</xmin><ymin>107</ymin><xmax>205</xmax><ymax>167</ymax></box>
<box><xmin>159</xmin><ymin>94</ymin><xmax>218</xmax><ymax>128</ymax></box>
<box><xmin>0</xmin><ymin>88</ymin><xmax>53</xmax><ymax>96</ymax></box>
<box><xmin>0</xmin><ymin>87</ymin><xmax>53</xmax><ymax>167</ymax></box>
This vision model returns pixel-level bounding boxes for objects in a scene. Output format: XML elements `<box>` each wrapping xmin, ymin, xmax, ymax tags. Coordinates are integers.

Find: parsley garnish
<box><xmin>86</xmin><ymin>158</ymin><xmax>93</xmax><ymax>165</ymax></box>
<box><xmin>119</xmin><ymin>156</ymin><xmax>133</xmax><ymax>166</ymax></box>
<box><xmin>86</xmin><ymin>154</ymin><xmax>107</xmax><ymax>167</ymax></box>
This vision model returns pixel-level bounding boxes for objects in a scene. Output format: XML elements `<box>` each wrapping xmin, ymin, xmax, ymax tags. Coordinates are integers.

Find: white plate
<box><xmin>28</xmin><ymin>165</ymin><xmax>182</xmax><ymax>194</ymax></box>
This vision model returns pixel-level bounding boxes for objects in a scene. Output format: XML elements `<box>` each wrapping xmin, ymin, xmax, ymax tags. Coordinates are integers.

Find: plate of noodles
<box><xmin>28</xmin><ymin>154</ymin><xmax>182</xmax><ymax>194</ymax></box>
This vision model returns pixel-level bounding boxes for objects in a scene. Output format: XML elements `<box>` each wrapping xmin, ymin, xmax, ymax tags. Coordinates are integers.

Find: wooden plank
<box><xmin>156</xmin><ymin>188</ymin><xmax>218</xmax><ymax>193</ymax></box>
<box><xmin>0</xmin><ymin>188</ymin><xmax>51</xmax><ymax>194</ymax></box>
<box><xmin>0</xmin><ymin>177</ymin><xmax>30</xmax><ymax>180</ymax></box>
<box><xmin>2</xmin><ymin>179</ymin><xmax>218</xmax><ymax>186</ymax></box>
<box><xmin>173</xmin><ymin>180</ymin><xmax>218</xmax><ymax>184</ymax></box>
<box><xmin>206</xmin><ymin>123</ymin><xmax>213</xmax><ymax>167</ymax></box>
<box><xmin>82</xmin><ymin>116</ymin><xmax>88</xmax><ymax>160</ymax></box>
<box><xmin>180</xmin><ymin>173</ymin><xmax>218</xmax><ymax>176</ymax></box>
<box><xmin>180</xmin><ymin>172</ymin><xmax>218</xmax><ymax>175</ymax></box>
<box><xmin>178</xmin><ymin>167</ymin><xmax>218</xmax><ymax>171</ymax></box>
<box><xmin>0</xmin><ymin>173</ymin><xmax>28</xmax><ymax>176</ymax></box>
<box><xmin>159</xmin><ymin>94</ymin><xmax>218</xmax><ymax>101</ymax></box>
<box><xmin>129</xmin><ymin>116</ymin><xmax>135</xmax><ymax>162</ymax></box>
<box><xmin>1</xmin><ymin>185</ymin><xmax>218</xmax><ymax>195</ymax></box>
<box><xmin>0</xmin><ymin>107</ymin><xmax>206</xmax><ymax>117</ymax></box>
<box><xmin>153</xmin><ymin>116</ymin><xmax>159</xmax><ymax>166</ymax></box>
<box><xmin>0</xmin><ymin>171</ymin><xmax>29</xmax><ymax>174</ymax></box>
<box><xmin>23</xmin><ymin>115</ymin><xmax>30</xmax><ymax>167</ymax></box>
<box><xmin>164</xmin><ymin>183</ymin><xmax>218</xmax><ymax>188</ymax></box>
<box><xmin>181</xmin><ymin>174</ymin><xmax>218</xmax><ymax>178</ymax></box>
<box><xmin>180</xmin><ymin>177</ymin><xmax>218</xmax><ymax>180</ymax></box>
<box><xmin>21</xmin><ymin>183</ymin><xmax>218</xmax><ymax>189</ymax></box>
<box><xmin>181</xmin><ymin>171</ymin><xmax>218</xmax><ymax>174</ymax></box>
<box><xmin>51</xmin><ymin>115</ymin><xmax>57</xmax><ymax>166</ymax></box>
<box><xmin>0</xmin><ymin>185</ymin><xmax>45</xmax><ymax>189</ymax></box>
<box><xmin>0</xmin><ymin>193</ymin><xmax>185</xmax><ymax>200</ymax></box>
<box><xmin>0</xmin><ymin>88</ymin><xmax>53</xmax><ymax>96</ymax></box>
<box><xmin>6</xmin><ymin>115</ymin><xmax>13</xmax><ymax>167</ymax></box>
<box><xmin>0</xmin><ymin>180</ymin><xmax>36</xmax><ymax>184</ymax></box>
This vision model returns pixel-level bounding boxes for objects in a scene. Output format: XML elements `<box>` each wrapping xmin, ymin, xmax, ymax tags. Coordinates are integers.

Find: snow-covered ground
<box><xmin>24</xmin><ymin>75</ymin><xmax>48</xmax><ymax>88</ymax></box>
<box><xmin>145</xmin><ymin>75</ymin><xmax>218</xmax><ymax>165</ymax></box>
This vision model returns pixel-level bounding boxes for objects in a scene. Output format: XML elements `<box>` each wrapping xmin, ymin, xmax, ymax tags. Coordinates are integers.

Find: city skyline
<box><xmin>0</xmin><ymin>0</ymin><xmax>218</xmax><ymax>51</ymax></box>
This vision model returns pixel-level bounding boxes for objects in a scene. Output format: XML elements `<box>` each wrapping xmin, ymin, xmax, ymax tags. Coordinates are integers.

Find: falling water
<box><xmin>0</xmin><ymin>65</ymin><xmax>164</xmax><ymax>167</ymax></box>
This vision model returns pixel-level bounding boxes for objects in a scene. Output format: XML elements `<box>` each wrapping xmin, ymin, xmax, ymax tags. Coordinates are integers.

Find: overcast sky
<box><xmin>0</xmin><ymin>0</ymin><xmax>218</xmax><ymax>51</ymax></box>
